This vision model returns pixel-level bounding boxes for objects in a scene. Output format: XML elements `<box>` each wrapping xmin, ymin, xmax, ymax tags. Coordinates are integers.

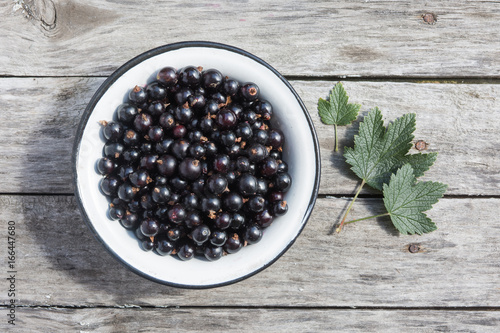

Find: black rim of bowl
<box><xmin>72</xmin><ymin>41</ymin><xmax>321</xmax><ymax>289</ymax></box>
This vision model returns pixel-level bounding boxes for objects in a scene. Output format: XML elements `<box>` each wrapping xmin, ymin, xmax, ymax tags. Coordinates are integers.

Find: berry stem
<box><xmin>336</xmin><ymin>179</ymin><xmax>365</xmax><ymax>233</ymax></box>
<box><xmin>344</xmin><ymin>212</ymin><xmax>390</xmax><ymax>225</ymax></box>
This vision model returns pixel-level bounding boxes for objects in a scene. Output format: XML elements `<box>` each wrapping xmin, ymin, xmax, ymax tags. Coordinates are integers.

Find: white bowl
<box><xmin>73</xmin><ymin>41</ymin><xmax>320</xmax><ymax>288</ymax></box>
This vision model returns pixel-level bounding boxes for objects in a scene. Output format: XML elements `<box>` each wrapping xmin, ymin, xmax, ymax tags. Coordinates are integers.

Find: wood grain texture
<box><xmin>2</xmin><ymin>0</ymin><xmax>500</xmax><ymax>77</ymax></box>
<box><xmin>1</xmin><ymin>195</ymin><xmax>498</xmax><ymax>307</ymax></box>
<box><xmin>0</xmin><ymin>78</ymin><xmax>498</xmax><ymax>195</ymax></box>
<box><xmin>7</xmin><ymin>307</ymin><xmax>500</xmax><ymax>332</ymax></box>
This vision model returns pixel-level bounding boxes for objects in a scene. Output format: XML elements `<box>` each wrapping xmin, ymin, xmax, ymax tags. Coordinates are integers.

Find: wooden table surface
<box><xmin>2</xmin><ymin>0</ymin><xmax>500</xmax><ymax>332</ymax></box>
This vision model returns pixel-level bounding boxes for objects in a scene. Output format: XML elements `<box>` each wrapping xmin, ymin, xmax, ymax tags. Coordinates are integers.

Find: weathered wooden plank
<box><xmin>7</xmin><ymin>307</ymin><xmax>500</xmax><ymax>333</ymax></box>
<box><xmin>1</xmin><ymin>78</ymin><xmax>498</xmax><ymax>195</ymax></box>
<box><xmin>2</xmin><ymin>0</ymin><xmax>500</xmax><ymax>77</ymax></box>
<box><xmin>1</xmin><ymin>195</ymin><xmax>498</xmax><ymax>307</ymax></box>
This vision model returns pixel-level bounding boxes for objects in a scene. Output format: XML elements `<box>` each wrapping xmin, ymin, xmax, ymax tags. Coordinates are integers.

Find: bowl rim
<box><xmin>72</xmin><ymin>41</ymin><xmax>321</xmax><ymax>288</ymax></box>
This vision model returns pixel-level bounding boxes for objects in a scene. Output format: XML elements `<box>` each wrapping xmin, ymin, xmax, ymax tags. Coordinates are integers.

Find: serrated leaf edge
<box><xmin>382</xmin><ymin>164</ymin><xmax>448</xmax><ymax>235</ymax></box>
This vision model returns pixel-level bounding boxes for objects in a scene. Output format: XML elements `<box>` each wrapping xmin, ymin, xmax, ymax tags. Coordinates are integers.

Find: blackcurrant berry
<box><xmin>256</xmin><ymin>178</ymin><xmax>268</xmax><ymax>195</ymax></box>
<box><xmin>188</xmin><ymin>93</ymin><xmax>206</xmax><ymax>109</ymax></box>
<box><xmin>151</xmin><ymin>185</ymin><xmax>171</xmax><ymax>204</ymax></box>
<box><xmin>235</xmin><ymin>122</ymin><xmax>253</xmax><ymax>140</ymax></box>
<box><xmin>239</xmin><ymin>82</ymin><xmax>260</xmax><ymax>101</ymax></box>
<box><xmin>167</xmin><ymin>227</ymin><xmax>182</xmax><ymax>241</ymax></box>
<box><xmin>109</xmin><ymin>204</ymin><xmax>126</xmax><ymax>220</ymax></box>
<box><xmin>216</xmin><ymin>109</ymin><xmax>237</xmax><ymax>130</ymax></box>
<box><xmin>147</xmin><ymin>126</ymin><xmax>164</xmax><ymax>142</ymax></box>
<box><xmin>128</xmin><ymin>85</ymin><xmax>147</xmax><ymax>105</ymax></box>
<box><xmin>117</xmin><ymin>181</ymin><xmax>138</xmax><ymax>202</ymax></box>
<box><xmin>220</xmin><ymin>131</ymin><xmax>236</xmax><ymax>147</ymax></box>
<box><xmin>156</xmin><ymin>156</ymin><xmax>176</xmax><ymax>178</ymax></box>
<box><xmin>246</xmin><ymin>143</ymin><xmax>268</xmax><ymax>163</ymax></box>
<box><xmin>182</xmin><ymin>193</ymin><xmax>200</xmax><ymax>210</ymax></box>
<box><xmin>141</xmin><ymin>240</ymin><xmax>155</xmax><ymax>251</ymax></box>
<box><xmin>140</xmin><ymin>218</ymin><xmax>160</xmax><ymax>237</ymax></box>
<box><xmin>214</xmin><ymin>212</ymin><xmax>232</xmax><ymax>230</ymax></box>
<box><xmin>159</xmin><ymin>112</ymin><xmax>176</xmax><ymax>130</ymax></box>
<box><xmin>231</xmin><ymin>213</ymin><xmax>246</xmax><ymax>229</ymax></box>
<box><xmin>206</xmin><ymin>173</ymin><xmax>228</xmax><ymax>195</ymax></box>
<box><xmin>97</xmin><ymin>157</ymin><xmax>115</xmax><ymax>175</ymax></box>
<box><xmin>204</xmin><ymin>246</ymin><xmax>223</xmax><ymax>261</ymax></box>
<box><xmin>259</xmin><ymin>157</ymin><xmax>279</xmax><ymax>177</ymax></box>
<box><xmin>184</xmin><ymin>210</ymin><xmax>202</xmax><ymax>228</ymax></box>
<box><xmin>273</xmin><ymin>172</ymin><xmax>292</xmax><ymax>192</ymax></box>
<box><xmin>168</xmin><ymin>204</ymin><xmax>187</xmax><ymax>224</ymax></box>
<box><xmin>178</xmin><ymin>66</ymin><xmax>201</xmax><ymax>87</ymax></box>
<box><xmin>237</xmin><ymin>173</ymin><xmax>258</xmax><ymax>196</ymax></box>
<box><xmin>272</xmin><ymin>200</ymin><xmax>288</xmax><ymax>216</ymax></box>
<box><xmin>117</xmin><ymin>103</ymin><xmax>138</xmax><ymax>124</ymax></box>
<box><xmin>169</xmin><ymin>176</ymin><xmax>189</xmax><ymax>192</ymax></box>
<box><xmin>222</xmin><ymin>192</ymin><xmax>243</xmax><ymax>212</ymax></box>
<box><xmin>133</xmin><ymin>113</ymin><xmax>153</xmax><ymax>133</ymax></box>
<box><xmin>267</xmin><ymin>129</ymin><xmax>284</xmax><ymax>149</ymax></box>
<box><xmin>174</xmin><ymin>104</ymin><xmax>194</xmax><ymax>124</ymax></box>
<box><xmin>222</xmin><ymin>79</ymin><xmax>240</xmax><ymax>96</ymax></box>
<box><xmin>156</xmin><ymin>239</ymin><xmax>175</xmax><ymax>256</ymax></box>
<box><xmin>177</xmin><ymin>242</ymin><xmax>196</xmax><ymax>261</ymax></box>
<box><xmin>103</xmin><ymin>122</ymin><xmax>124</xmax><ymax>142</ymax></box>
<box><xmin>244</xmin><ymin>224</ymin><xmax>263</xmax><ymax>244</ymax></box>
<box><xmin>122</xmin><ymin>129</ymin><xmax>140</xmax><ymax>147</ymax></box>
<box><xmin>178</xmin><ymin>158</ymin><xmax>202</xmax><ymax>181</ymax></box>
<box><xmin>172</xmin><ymin>124</ymin><xmax>187</xmax><ymax>138</ymax></box>
<box><xmin>125</xmin><ymin>169</ymin><xmax>147</xmax><ymax>188</ymax></box>
<box><xmin>210</xmin><ymin>230</ymin><xmax>227</xmax><ymax>247</ymax></box>
<box><xmin>155</xmin><ymin>138</ymin><xmax>174</xmax><ymax>154</ymax></box>
<box><xmin>202</xmin><ymin>69</ymin><xmax>223</xmax><ymax>91</ymax></box>
<box><xmin>188</xmin><ymin>143</ymin><xmax>206</xmax><ymax>159</ymax></box>
<box><xmin>253</xmin><ymin>100</ymin><xmax>273</xmax><ymax>119</ymax></box>
<box><xmin>246</xmin><ymin>196</ymin><xmax>266</xmax><ymax>213</ymax></box>
<box><xmin>203</xmin><ymin>99</ymin><xmax>219</xmax><ymax>116</ymax></box>
<box><xmin>157</xmin><ymin>66</ymin><xmax>178</xmax><ymax>87</ymax></box>
<box><xmin>224</xmin><ymin>233</ymin><xmax>242</xmax><ymax>253</ymax></box>
<box><xmin>254</xmin><ymin>209</ymin><xmax>274</xmax><ymax>228</ymax></box>
<box><xmin>201</xmin><ymin>195</ymin><xmax>221</xmax><ymax>213</ymax></box>
<box><xmin>139</xmin><ymin>154</ymin><xmax>158</xmax><ymax>171</ymax></box>
<box><xmin>191</xmin><ymin>224</ymin><xmax>211</xmax><ymax>245</ymax></box>
<box><xmin>171</xmin><ymin>140</ymin><xmax>190</xmax><ymax>160</ymax></box>
<box><xmin>140</xmin><ymin>193</ymin><xmax>156</xmax><ymax>211</ymax></box>
<box><xmin>122</xmin><ymin>148</ymin><xmax>141</xmax><ymax>164</ymax></box>
<box><xmin>103</xmin><ymin>142</ymin><xmax>124</xmax><ymax>160</ymax></box>
<box><xmin>100</xmin><ymin>176</ymin><xmax>121</xmax><ymax>196</ymax></box>
<box><xmin>146</xmin><ymin>82</ymin><xmax>167</xmax><ymax>100</ymax></box>
<box><xmin>120</xmin><ymin>212</ymin><xmax>139</xmax><ymax>229</ymax></box>
<box><xmin>212</xmin><ymin>154</ymin><xmax>231</xmax><ymax>173</ymax></box>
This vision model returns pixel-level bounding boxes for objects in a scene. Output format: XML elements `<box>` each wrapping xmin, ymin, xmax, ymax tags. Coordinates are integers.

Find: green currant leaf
<box><xmin>317</xmin><ymin>82</ymin><xmax>360</xmax><ymax>126</ymax></box>
<box><xmin>383</xmin><ymin>164</ymin><xmax>448</xmax><ymax>235</ymax></box>
<box><xmin>344</xmin><ymin>107</ymin><xmax>437</xmax><ymax>191</ymax></box>
<box><xmin>318</xmin><ymin>83</ymin><xmax>360</xmax><ymax>152</ymax></box>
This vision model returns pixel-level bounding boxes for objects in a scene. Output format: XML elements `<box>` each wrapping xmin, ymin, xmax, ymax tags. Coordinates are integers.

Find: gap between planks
<box><xmin>2</xmin><ymin>75</ymin><xmax>500</xmax><ymax>85</ymax></box>
<box><xmin>2</xmin><ymin>305</ymin><xmax>500</xmax><ymax>311</ymax></box>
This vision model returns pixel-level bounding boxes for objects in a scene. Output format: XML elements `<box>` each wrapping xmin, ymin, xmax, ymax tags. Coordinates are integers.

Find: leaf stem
<box><xmin>336</xmin><ymin>179</ymin><xmax>366</xmax><ymax>233</ymax></box>
<box><xmin>344</xmin><ymin>212</ymin><xmax>390</xmax><ymax>225</ymax></box>
<box><xmin>334</xmin><ymin>124</ymin><xmax>338</xmax><ymax>152</ymax></box>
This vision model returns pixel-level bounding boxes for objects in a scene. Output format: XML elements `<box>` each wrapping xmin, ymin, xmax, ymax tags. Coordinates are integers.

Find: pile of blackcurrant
<box><xmin>97</xmin><ymin>65</ymin><xmax>291</xmax><ymax>261</ymax></box>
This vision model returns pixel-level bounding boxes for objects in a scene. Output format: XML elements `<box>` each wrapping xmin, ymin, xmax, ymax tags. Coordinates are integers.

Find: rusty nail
<box><xmin>408</xmin><ymin>244</ymin><xmax>420</xmax><ymax>253</ymax></box>
<box><xmin>415</xmin><ymin>140</ymin><xmax>428</xmax><ymax>151</ymax></box>
<box><xmin>422</xmin><ymin>13</ymin><xmax>437</xmax><ymax>24</ymax></box>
